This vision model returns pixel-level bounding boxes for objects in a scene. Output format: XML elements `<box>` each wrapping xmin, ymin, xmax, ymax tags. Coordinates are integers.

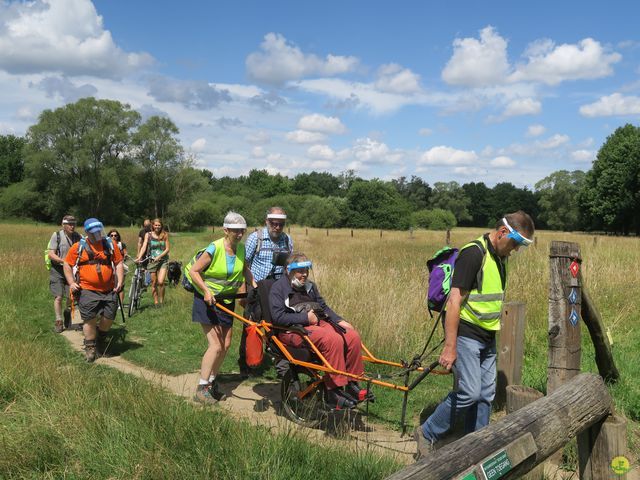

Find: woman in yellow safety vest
<box><xmin>188</xmin><ymin>211</ymin><xmax>256</xmax><ymax>405</ymax></box>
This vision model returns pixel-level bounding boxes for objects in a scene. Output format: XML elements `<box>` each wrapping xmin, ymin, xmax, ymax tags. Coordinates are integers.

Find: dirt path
<box><xmin>61</xmin><ymin>328</ymin><xmax>417</xmax><ymax>464</ymax></box>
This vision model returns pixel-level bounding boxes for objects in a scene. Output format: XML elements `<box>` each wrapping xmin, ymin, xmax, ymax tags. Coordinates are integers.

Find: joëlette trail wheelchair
<box><xmin>213</xmin><ymin>278</ymin><xmax>459</xmax><ymax>433</ymax></box>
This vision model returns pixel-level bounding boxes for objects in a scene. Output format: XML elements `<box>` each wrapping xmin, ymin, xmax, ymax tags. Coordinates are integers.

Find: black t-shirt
<box><xmin>450</xmin><ymin>234</ymin><xmax>507</xmax><ymax>343</ymax></box>
<box><xmin>138</xmin><ymin>227</ymin><xmax>150</xmax><ymax>240</ymax></box>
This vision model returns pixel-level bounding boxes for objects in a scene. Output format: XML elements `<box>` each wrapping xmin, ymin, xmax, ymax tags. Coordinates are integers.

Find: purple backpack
<box><xmin>426</xmin><ymin>240</ymin><xmax>485</xmax><ymax>316</ymax></box>
<box><xmin>426</xmin><ymin>246</ymin><xmax>459</xmax><ymax>315</ymax></box>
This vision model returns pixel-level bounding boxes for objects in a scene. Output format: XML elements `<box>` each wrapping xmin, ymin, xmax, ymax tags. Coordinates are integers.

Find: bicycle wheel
<box><xmin>281</xmin><ymin>367</ymin><xmax>326</xmax><ymax>428</ymax></box>
<box><xmin>128</xmin><ymin>269</ymin><xmax>139</xmax><ymax>317</ymax></box>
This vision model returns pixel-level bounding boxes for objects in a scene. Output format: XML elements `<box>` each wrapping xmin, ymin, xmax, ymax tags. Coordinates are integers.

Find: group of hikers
<box><xmin>46</xmin><ymin>207</ymin><xmax>535</xmax><ymax>458</ymax></box>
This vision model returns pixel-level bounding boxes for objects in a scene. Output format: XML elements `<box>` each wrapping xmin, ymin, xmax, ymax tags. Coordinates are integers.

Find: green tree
<box><xmin>298</xmin><ymin>196</ymin><xmax>344</xmax><ymax>228</ymax></box>
<box><xmin>489</xmin><ymin>183</ymin><xmax>539</xmax><ymax>221</ymax></box>
<box><xmin>535</xmin><ymin>170</ymin><xmax>585</xmax><ymax>231</ymax></box>
<box><xmin>245</xmin><ymin>169</ymin><xmax>292</xmax><ymax>198</ymax></box>
<box><xmin>345</xmin><ymin>179</ymin><xmax>411</xmax><ymax>229</ymax></box>
<box><xmin>392</xmin><ymin>175</ymin><xmax>431</xmax><ymax>210</ymax></box>
<box><xmin>0</xmin><ymin>135</ymin><xmax>26</xmax><ymax>188</ymax></box>
<box><xmin>24</xmin><ymin>97</ymin><xmax>140</xmax><ymax>223</ymax></box>
<box><xmin>411</xmin><ymin>208</ymin><xmax>457</xmax><ymax>230</ymax></box>
<box><xmin>292</xmin><ymin>171</ymin><xmax>341</xmax><ymax>197</ymax></box>
<box><xmin>132</xmin><ymin>116</ymin><xmax>184</xmax><ymax>218</ymax></box>
<box><xmin>461</xmin><ymin>182</ymin><xmax>492</xmax><ymax>227</ymax></box>
<box><xmin>429</xmin><ymin>181</ymin><xmax>471</xmax><ymax>223</ymax></box>
<box><xmin>579</xmin><ymin>124</ymin><xmax>640</xmax><ymax>234</ymax></box>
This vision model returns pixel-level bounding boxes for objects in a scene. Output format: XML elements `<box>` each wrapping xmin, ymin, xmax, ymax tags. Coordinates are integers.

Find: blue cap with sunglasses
<box><xmin>502</xmin><ymin>218</ymin><xmax>533</xmax><ymax>246</ymax></box>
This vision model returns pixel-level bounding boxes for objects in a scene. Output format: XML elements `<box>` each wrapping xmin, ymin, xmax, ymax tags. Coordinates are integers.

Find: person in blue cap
<box><xmin>415</xmin><ymin>211</ymin><xmax>534</xmax><ymax>459</ymax></box>
<box><xmin>63</xmin><ymin>218</ymin><xmax>124</xmax><ymax>362</ymax></box>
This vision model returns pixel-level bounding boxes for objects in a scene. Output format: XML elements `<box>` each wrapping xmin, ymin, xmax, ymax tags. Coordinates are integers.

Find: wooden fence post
<box><xmin>446</xmin><ymin>229</ymin><xmax>451</xmax><ymax>245</ymax></box>
<box><xmin>495</xmin><ymin>302</ymin><xmax>526</xmax><ymax>409</ymax></box>
<box><xmin>305</xmin><ymin>228</ymin><xmax>308</xmax><ymax>236</ymax></box>
<box><xmin>579</xmin><ymin>415</ymin><xmax>629</xmax><ymax>480</ymax></box>
<box><xmin>351</xmin><ymin>229</ymin><xmax>353</xmax><ymax>238</ymax></box>
<box><xmin>380</xmin><ymin>230</ymin><xmax>383</xmax><ymax>238</ymax></box>
<box><xmin>548</xmin><ymin>241</ymin><xmax>582</xmax><ymax>392</ymax></box>
<box><xmin>548</xmin><ymin>241</ymin><xmax>582</xmax><ymax>468</ymax></box>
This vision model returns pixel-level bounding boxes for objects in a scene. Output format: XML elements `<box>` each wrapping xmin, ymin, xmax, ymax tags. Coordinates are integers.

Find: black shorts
<box><xmin>191</xmin><ymin>292</ymin><xmax>235</xmax><ymax>328</ymax></box>
<box><xmin>78</xmin><ymin>289</ymin><xmax>118</xmax><ymax>322</ymax></box>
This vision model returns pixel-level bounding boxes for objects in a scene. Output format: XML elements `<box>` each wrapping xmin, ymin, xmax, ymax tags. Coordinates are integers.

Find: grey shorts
<box><xmin>78</xmin><ymin>289</ymin><xmax>118</xmax><ymax>322</ymax></box>
<box><xmin>49</xmin><ymin>266</ymin><xmax>69</xmax><ymax>298</ymax></box>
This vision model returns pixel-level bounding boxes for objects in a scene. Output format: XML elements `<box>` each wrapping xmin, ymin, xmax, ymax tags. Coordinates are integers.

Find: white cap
<box><xmin>267</xmin><ymin>213</ymin><xmax>287</xmax><ymax>220</ymax></box>
<box><xmin>223</xmin><ymin>222</ymin><xmax>247</xmax><ymax>229</ymax></box>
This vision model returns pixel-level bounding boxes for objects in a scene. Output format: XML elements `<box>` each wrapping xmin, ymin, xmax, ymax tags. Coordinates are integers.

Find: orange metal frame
<box><xmin>214</xmin><ymin>301</ymin><xmax>449</xmax><ymax>394</ymax></box>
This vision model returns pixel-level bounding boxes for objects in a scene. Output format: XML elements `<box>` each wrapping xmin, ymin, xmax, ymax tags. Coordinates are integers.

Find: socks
<box><xmin>199</xmin><ymin>378</ymin><xmax>209</xmax><ymax>386</ymax></box>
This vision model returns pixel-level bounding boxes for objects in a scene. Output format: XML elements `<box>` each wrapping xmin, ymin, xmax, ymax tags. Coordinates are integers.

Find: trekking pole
<box><xmin>117</xmin><ymin>292</ymin><xmax>126</xmax><ymax>324</ymax></box>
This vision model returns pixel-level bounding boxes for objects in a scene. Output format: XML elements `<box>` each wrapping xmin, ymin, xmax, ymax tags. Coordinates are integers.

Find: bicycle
<box><xmin>128</xmin><ymin>256</ymin><xmax>150</xmax><ymax>317</ymax></box>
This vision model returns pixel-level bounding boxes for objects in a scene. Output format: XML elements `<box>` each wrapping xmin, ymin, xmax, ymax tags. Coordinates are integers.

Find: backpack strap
<box><xmin>467</xmin><ymin>239</ymin><xmax>486</xmax><ymax>293</ymax></box>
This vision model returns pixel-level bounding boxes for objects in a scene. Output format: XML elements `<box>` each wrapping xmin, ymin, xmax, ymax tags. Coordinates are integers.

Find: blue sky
<box><xmin>1</xmin><ymin>0</ymin><xmax>639</xmax><ymax>188</ymax></box>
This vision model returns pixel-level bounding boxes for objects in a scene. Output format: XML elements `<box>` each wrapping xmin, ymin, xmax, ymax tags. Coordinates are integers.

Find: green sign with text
<box><xmin>460</xmin><ymin>472</ymin><xmax>477</xmax><ymax>480</ymax></box>
<box><xmin>481</xmin><ymin>450</ymin><xmax>512</xmax><ymax>479</ymax></box>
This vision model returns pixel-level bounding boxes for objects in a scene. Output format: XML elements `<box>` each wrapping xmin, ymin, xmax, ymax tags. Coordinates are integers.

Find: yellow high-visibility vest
<box><xmin>188</xmin><ymin>238</ymin><xmax>245</xmax><ymax>303</ymax></box>
<box><xmin>459</xmin><ymin>235</ymin><xmax>506</xmax><ymax>331</ymax></box>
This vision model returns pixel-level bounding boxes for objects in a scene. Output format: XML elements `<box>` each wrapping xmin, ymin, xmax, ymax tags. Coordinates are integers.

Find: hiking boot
<box><xmin>326</xmin><ymin>388</ymin><xmax>356</xmax><ymax>410</ymax></box>
<box><xmin>84</xmin><ymin>339</ymin><xmax>97</xmax><ymax>363</ymax></box>
<box><xmin>193</xmin><ymin>383</ymin><xmax>217</xmax><ymax>405</ymax></box>
<box><xmin>54</xmin><ymin>320</ymin><xmax>64</xmax><ymax>333</ymax></box>
<box><xmin>345</xmin><ymin>382</ymin><xmax>375</xmax><ymax>403</ymax></box>
<box><xmin>209</xmin><ymin>381</ymin><xmax>227</xmax><ymax>401</ymax></box>
<box><xmin>413</xmin><ymin>427</ymin><xmax>435</xmax><ymax>460</ymax></box>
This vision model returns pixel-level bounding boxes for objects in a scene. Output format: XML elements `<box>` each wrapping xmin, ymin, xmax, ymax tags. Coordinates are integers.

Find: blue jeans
<box><xmin>421</xmin><ymin>335</ymin><xmax>497</xmax><ymax>442</ymax></box>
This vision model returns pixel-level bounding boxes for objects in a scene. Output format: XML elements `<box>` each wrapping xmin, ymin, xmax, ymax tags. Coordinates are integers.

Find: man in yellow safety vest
<box><xmin>415</xmin><ymin>210</ymin><xmax>535</xmax><ymax>459</ymax></box>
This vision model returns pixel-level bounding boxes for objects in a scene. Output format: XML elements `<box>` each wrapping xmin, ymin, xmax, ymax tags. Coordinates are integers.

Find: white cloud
<box><xmin>490</xmin><ymin>156</ymin><xmax>516</xmax><ymax>168</ymax></box>
<box><xmin>442</xmin><ymin>26</ymin><xmax>510</xmax><ymax>87</ymax></box>
<box><xmin>453</xmin><ymin>166</ymin><xmax>488</xmax><ymax>176</ymax></box>
<box><xmin>579</xmin><ymin>93</ymin><xmax>640</xmax><ymax>117</ymax></box>
<box><xmin>502</xmin><ymin>97</ymin><xmax>541</xmax><ymax>117</ymax></box>
<box><xmin>0</xmin><ymin>0</ymin><xmax>153</xmax><ymax>77</ymax></box>
<box><xmin>245</xmin><ymin>32</ymin><xmax>358</xmax><ymax>85</ymax></box>
<box><xmin>191</xmin><ymin>138</ymin><xmax>206</xmax><ymax>152</ymax></box>
<box><xmin>571</xmin><ymin>149</ymin><xmax>595</xmax><ymax>162</ymax></box>
<box><xmin>285</xmin><ymin>129</ymin><xmax>327</xmax><ymax>144</ymax></box>
<box><xmin>510</xmin><ymin>38</ymin><xmax>621</xmax><ymax>85</ymax></box>
<box><xmin>374</xmin><ymin>63</ymin><xmax>421</xmax><ymax>94</ymax></box>
<box><xmin>297</xmin><ymin>78</ymin><xmax>421</xmax><ymax>115</ymax></box>
<box><xmin>147</xmin><ymin>76</ymin><xmax>231</xmax><ymax>110</ymax></box>
<box><xmin>251</xmin><ymin>146</ymin><xmax>266</xmax><ymax>158</ymax></box>
<box><xmin>419</xmin><ymin>146</ymin><xmax>478</xmax><ymax>165</ymax></box>
<box><xmin>538</xmin><ymin>134</ymin><xmax>570</xmax><ymax>149</ymax></box>
<box><xmin>351</xmin><ymin>137</ymin><xmax>394</xmax><ymax>163</ymax></box>
<box><xmin>297</xmin><ymin>113</ymin><xmax>346</xmax><ymax>134</ymax></box>
<box><xmin>245</xmin><ymin>130</ymin><xmax>271</xmax><ymax>145</ymax></box>
<box><xmin>526</xmin><ymin>124</ymin><xmax>546</xmax><ymax>137</ymax></box>
<box><xmin>15</xmin><ymin>106</ymin><xmax>34</xmax><ymax>121</ymax></box>
<box><xmin>418</xmin><ymin>127</ymin><xmax>433</xmax><ymax>136</ymax></box>
<box><xmin>307</xmin><ymin>144</ymin><xmax>335</xmax><ymax>160</ymax></box>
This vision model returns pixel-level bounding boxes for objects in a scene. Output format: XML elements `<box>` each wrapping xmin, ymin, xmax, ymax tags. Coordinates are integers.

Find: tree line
<box><xmin>0</xmin><ymin>97</ymin><xmax>638</xmax><ymax>233</ymax></box>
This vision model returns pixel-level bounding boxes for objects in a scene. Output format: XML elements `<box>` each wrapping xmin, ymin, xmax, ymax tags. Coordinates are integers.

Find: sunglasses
<box><xmin>109</xmin><ymin>234</ymin><xmax>119</xmax><ymax>238</ymax></box>
<box><xmin>269</xmin><ymin>221</ymin><xmax>285</xmax><ymax>228</ymax></box>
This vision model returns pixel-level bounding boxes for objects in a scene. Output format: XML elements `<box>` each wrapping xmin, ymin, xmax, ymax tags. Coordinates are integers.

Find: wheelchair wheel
<box><xmin>281</xmin><ymin>367</ymin><xmax>327</xmax><ymax>428</ymax></box>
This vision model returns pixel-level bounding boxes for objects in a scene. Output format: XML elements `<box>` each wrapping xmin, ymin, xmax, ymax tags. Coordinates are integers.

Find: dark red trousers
<box><xmin>279</xmin><ymin>320</ymin><xmax>364</xmax><ymax>389</ymax></box>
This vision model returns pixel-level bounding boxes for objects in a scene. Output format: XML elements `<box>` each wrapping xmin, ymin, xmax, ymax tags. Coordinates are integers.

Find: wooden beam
<box><xmin>386</xmin><ymin>373</ymin><xmax>612</xmax><ymax>480</ymax></box>
<box><xmin>580</xmin><ymin>286</ymin><xmax>620</xmax><ymax>383</ymax></box>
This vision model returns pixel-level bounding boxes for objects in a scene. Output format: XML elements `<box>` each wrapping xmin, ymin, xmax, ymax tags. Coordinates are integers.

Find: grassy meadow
<box><xmin>1</xmin><ymin>222</ymin><xmax>638</xmax><ymax>477</ymax></box>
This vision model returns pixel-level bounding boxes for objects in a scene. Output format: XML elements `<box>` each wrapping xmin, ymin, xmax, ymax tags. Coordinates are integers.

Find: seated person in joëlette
<box><xmin>268</xmin><ymin>252</ymin><xmax>373</xmax><ymax>409</ymax></box>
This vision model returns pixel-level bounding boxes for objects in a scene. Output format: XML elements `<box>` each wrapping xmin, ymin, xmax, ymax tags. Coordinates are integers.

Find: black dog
<box><xmin>167</xmin><ymin>261</ymin><xmax>182</xmax><ymax>287</ymax></box>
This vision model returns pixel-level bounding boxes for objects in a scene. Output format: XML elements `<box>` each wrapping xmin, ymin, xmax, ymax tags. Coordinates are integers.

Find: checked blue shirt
<box><xmin>245</xmin><ymin>227</ymin><xmax>293</xmax><ymax>282</ymax></box>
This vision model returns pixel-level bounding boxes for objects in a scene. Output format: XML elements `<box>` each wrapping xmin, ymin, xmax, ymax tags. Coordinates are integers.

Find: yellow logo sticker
<box><xmin>611</xmin><ymin>456</ymin><xmax>631</xmax><ymax>475</ymax></box>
